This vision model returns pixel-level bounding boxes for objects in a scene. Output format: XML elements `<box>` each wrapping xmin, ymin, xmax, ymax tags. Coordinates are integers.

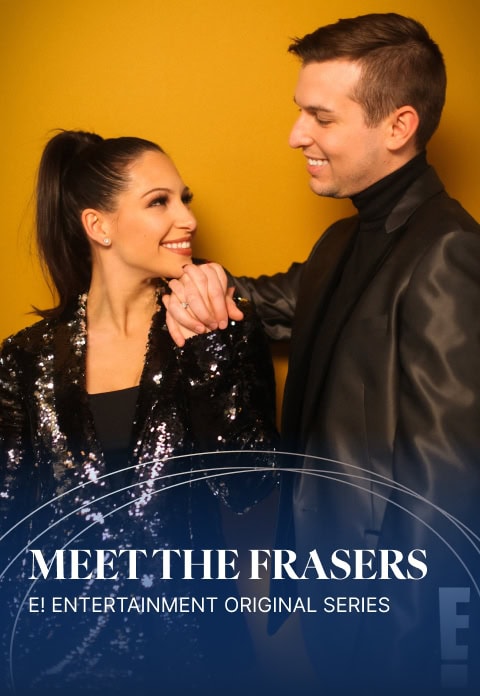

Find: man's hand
<box><xmin>163</xmin><ymin>263</ymin><xmax>244</xmax><ymax>346</ymax></box>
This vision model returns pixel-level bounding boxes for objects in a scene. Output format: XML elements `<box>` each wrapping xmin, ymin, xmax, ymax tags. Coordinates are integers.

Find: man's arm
<box><xmin>394</xmin><ymin>228</ymin><xmax>480</xmax><ymax>520</ymax></box>
<box><xmin>374</xmin><ymin>228</ymin><xmax>480</xmax><ymax>673</ymax></box>
<box><xmin>164</xmin><ymin>261</ymin><xmax>304</xmax><ymax>345</ymax></box>
<box><xmin>226</xmin><ymin>264</ymin><xmax>303</xmax><ymax>340</ymax></box>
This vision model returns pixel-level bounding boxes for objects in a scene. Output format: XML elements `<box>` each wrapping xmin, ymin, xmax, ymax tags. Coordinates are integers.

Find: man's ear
<box><xmin>81</xmin><ymin>209</ymin><xmax>112</xmax><ymax>247</ymax></box>
<box><xmin>386</xmin><ymin>105</ymin><xmax>420</xmax><ymax>152</ymax></box>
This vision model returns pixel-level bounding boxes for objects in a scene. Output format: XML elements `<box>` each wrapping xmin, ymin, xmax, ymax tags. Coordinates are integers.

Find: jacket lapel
<box><xmin>281</xmin><ymin>217</ymin><xmax>358</xmax><ymax>446</ymax></box>
<box><xmin>128</xmin><ymin>299</ymin><xmax>177</xmax><ymax>466</ymax></box>
<box><xmin>53</xmin><ymin>297</ymin><xmax>105</xmax><ymax>472</ymax></box>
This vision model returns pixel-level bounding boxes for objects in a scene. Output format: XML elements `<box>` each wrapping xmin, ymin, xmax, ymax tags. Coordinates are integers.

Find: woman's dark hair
<box><xmin>35</xmin><ymin>130</ymin><xmax>164</xmax><ymax>319</ymax></box>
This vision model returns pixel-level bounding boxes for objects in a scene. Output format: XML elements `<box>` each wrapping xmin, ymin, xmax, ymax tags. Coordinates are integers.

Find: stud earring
<box><xmin>103</xmin><ymin>237</ymin><xmax>111</xmax><ymax>246</ymax></box>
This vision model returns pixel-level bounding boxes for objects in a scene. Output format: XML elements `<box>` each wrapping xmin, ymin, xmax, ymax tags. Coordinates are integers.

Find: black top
<box><xmin>88</xmin><ymin>385</ymin><xmax>139</xmax><ymax>482</ymax></box>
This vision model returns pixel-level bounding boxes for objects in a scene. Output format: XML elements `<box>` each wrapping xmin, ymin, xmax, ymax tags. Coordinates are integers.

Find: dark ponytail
<box><xmin>35</xmin><ymin>129</ymin><xmax>163</xmax><ymax>319</ymax></box>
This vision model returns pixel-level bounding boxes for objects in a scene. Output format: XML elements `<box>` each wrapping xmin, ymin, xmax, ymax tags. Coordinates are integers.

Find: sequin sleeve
<box><xmin>0</xmin><ymin>337</ymin><xmax>36</xmax><ymax>529</ymax></box>
<box><xmin>174</xmin><ymin>298</ymin><xmax>279</xmax><ymax>512</ymax></box>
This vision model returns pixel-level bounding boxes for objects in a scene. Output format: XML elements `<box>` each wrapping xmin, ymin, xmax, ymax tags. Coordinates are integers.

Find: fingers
<box><xmin>162</xmin><ymin>295</ymin><xmax>186</xmax><ymax>347</ymax></box>
<box><xmin>164</xmin><ymin>306</ymin><xmax>186</xmax><ymax>347</ymax></box>
<box><xmin>208</xmin><ymin>266</ymin><xmax>244</xmax><ymax>323</ymax></box>
<box><xmin>162</xmin><ymin>293</ymin><xmax>208</xmax><ymax>347</ymax></box>
<box><xmin>184</xmin><ymin>263</ymin><xmax>231</xmax><ymax>329</ymax></box>
<box><xmin>226</xmin><ymin>286</ymin><xmax>245</xmax><ymax>321</ymax></box>
<box><xmin>168</xmin><ymin>263</ymin><xmax>230</xmax><ymax>330</ymax></box>
<box><xmin>164</xmin><ymin>263</ymin><xmax>245</xmax><ymax>345</ymax></box>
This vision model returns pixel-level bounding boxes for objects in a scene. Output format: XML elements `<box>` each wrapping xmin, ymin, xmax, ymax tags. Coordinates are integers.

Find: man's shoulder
<box><xmin>396</xmin><ymin>165</ymin><xmax>479</xmax><ymax>235</ymax></box>
<box><xmin>418</xmin><ymin>189</ymin><xmax>479</xmax><ymax>233</ymax></box>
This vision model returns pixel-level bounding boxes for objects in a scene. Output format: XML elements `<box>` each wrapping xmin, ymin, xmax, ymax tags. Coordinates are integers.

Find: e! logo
<box><xmin>439</xmin><ymin>587</ymin><xmax>470</xmax><ymax>688</ymax></box>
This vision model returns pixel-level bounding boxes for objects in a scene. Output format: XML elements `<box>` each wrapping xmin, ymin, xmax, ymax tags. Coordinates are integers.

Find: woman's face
<box><xmin>101</xmin><ymin>150</ymin><xmax>196</xmax><ymax>280</ymax></box>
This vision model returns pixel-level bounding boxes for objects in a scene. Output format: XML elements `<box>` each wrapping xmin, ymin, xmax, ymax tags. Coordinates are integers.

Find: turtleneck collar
<box><xmin>351</xmin><ymin>152</ymin><xmax>429</xmax><ymax>232</ymax></box>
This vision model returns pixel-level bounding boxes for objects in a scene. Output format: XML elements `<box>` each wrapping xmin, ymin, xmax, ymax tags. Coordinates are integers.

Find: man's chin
<box><xmin>309</xmin><ymin>178</ymin><xmax>339</xmax><ymax>198</ymax></box>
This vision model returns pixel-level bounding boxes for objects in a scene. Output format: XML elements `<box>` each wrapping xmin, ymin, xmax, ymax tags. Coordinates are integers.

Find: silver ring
<box><xmin>181</xmin><ymin>301</ymin><xmax>189</xmax><ymax>310</ymax></box>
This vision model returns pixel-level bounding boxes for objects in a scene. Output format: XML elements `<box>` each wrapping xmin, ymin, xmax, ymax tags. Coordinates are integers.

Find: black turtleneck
<box><xmin>352</xmin><ymin>151</ymin><xmax>428</xmax><ymax>231</ymax></box>
<box><xmin>300</xmin><ymin>152</ymin><xmax>429</xmax><ymax>449</ymax></box>
<box><xmin>335</xmin><ymin>151</ymin><xmax>429</xmax><ymax>289</ymax></box>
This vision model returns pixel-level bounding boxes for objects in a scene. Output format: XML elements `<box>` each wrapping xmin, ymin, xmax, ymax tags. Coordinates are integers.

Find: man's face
<box><xmin>289</xmin><ymin>60</ymin><xmax>393</xmax><ymax>198</ymax></box>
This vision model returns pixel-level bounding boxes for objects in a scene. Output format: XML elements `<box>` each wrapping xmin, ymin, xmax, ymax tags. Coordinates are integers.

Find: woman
<box><xmin>0</xmin><ymin>131</ymin><xmax>277</xmax><ymax>693</ymax></box>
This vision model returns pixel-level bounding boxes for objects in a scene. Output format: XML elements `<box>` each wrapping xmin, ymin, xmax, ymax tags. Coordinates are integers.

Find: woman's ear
<box><xmin>81</xmin><ymin>209</ymin><xmax>112</xmax><ymax>247</ymax></box>
<box><xmin>385</xmin><ymin>105</ymin><xmax>420</xmax><ymax>153</ymax></box>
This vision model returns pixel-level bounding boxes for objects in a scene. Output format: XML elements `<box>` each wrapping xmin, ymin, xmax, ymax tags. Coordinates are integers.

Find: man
<box><xmin>165</xmin><ymin>13</ymin><xmax>480</xmax><ymax>691</ymax></box>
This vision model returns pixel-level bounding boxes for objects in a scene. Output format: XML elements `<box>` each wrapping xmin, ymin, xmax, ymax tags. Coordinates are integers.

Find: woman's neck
<box><xmin>86</xmin><ymin>275</ymin><xmax>159</xmax><ymax>337</ymax></box>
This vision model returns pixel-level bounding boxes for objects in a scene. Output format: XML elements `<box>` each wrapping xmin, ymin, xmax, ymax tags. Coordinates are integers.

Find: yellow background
<box><xmin>1</xmin><ymin>0</ymin><xmax>479</xmax><ymax>396</ymax></box>
<box><xmin>1</xmin><ymin>0</ymin><xmax>479</xmax><ymax>674</ymax></box>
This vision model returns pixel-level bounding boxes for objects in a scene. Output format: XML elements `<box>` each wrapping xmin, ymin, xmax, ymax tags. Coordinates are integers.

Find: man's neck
<box><xmin>351</xmin><ymin>152</ymin><xmax>428</xmax><ymax>229</ymax></box>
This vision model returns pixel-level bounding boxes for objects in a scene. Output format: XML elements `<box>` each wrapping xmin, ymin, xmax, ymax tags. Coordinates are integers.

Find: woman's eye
<box><xmin>150</xmin><ymin>196</ymin><xmax>168</xmax><ymax>207</ymax></box>
<box><xmin>182</xmin><ymin>192</ymin><xmax>194</xmax><ymax>206</ymax></box>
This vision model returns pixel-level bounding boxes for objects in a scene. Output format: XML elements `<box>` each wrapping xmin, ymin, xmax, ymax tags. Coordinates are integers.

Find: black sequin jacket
<box><xmin>0</xmin><ymin>293</ymin><xmax>277</xmax><ymax>692</ymax></box>
<box><xmin>0</xmin><ymin>291</ymin><xmax>277</xmax><ymax>531</ymax></box>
